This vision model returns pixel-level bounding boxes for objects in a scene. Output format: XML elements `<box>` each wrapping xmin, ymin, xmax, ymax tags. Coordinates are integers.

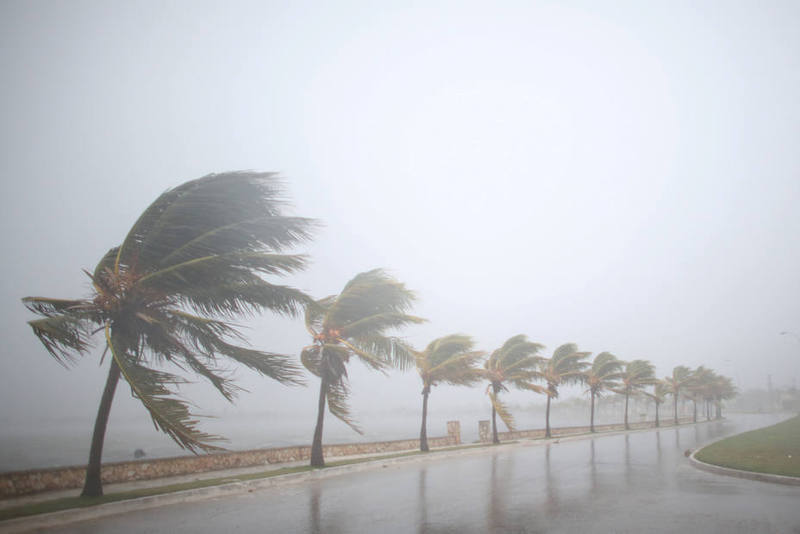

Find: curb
<box><xmin>688</xmin><ymin>422</ymin><xmax>800</xmax><ymax>487</ymax></box>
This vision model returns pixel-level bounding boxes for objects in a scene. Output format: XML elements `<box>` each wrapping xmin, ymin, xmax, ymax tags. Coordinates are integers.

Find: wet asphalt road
<box><xmin>41</xmin><ymin>414</ymin><xmax>800</xmax><ymax>533</ymax></box>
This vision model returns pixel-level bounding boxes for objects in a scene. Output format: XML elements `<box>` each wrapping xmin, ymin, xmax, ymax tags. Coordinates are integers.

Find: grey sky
<box><xmin>1</xmin><ymin>1</ymin><xmax>798</xmax><ymax>454</ymax></box>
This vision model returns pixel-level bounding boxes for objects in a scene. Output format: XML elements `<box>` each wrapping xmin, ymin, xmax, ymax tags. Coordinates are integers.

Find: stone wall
<box><xmin>0</xmin><ymin>422</ymin><xmax>461</xmax><ymax>499</ymax></box>
<box><xmin>478</xmin><ymin>417</ymin><xmax>698</xmax><ymax>443</ymax></box>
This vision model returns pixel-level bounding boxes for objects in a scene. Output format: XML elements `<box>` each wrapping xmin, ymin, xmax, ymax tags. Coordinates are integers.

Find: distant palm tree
<box><xmin>301</xmin><ymin>269</ymin><xmax>424</xmax><ymax>467</ymax></box>
<box><xmin>689</xmin><ymin>366</ymin><xmax>715</xmax><ymax>422</ymax></box>
<box><xmin>23</xmin><ymin>172</ymin><xmax>313</xmax><ymax>496</ymax></box>
<box><xmin>710</xmin><ymin>374</ymin><xmax>737</xmax><ymax>419</ymax></box>
<box><xmin>644</xmin><ymin>380</ymin><xmax>668</xmax><ymax>428</ymax></box>
<box><xmin>482</xmin><ymin>335</ymin><xmax>546</xmax><ymax>444</ymax></box>
<box><xmin>615</xmin><ymin>360</ymin><xmax>657</xmax><ymax>430</ymax></box>
<box><xmin>534</xmin><ymin>344</ymin><xmax>590</xmax><ymax>438</ymax></box>
<box><xmin>412</xmin><ymin>334</ymin><xmax>485</xmax><ymax>451</ymax></box>
<box><xmin>663</xmin><ymin>366</ymin><xmax>693</xmax><ymax>425</ymax></box>
<box><xmin>585</xmin><ymin>352</ymin><xmax>624</xmax><ymax>433</ymax></box>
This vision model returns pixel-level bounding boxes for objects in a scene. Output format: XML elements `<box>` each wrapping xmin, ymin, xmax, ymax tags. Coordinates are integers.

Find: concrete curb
<box><xmin>688</xmin><ymin>420</ymin><xmax>800</xmax><ymax>487</ymax></box>
<box><xmin>0</xmin><ymin>419</ymin><xmax>717</xmax><ymax>533</ymax></box>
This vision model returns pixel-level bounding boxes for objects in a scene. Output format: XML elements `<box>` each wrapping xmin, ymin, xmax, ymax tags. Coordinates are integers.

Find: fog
<box><xmin>1</xmin><ymin>1</ymin><xmax>799</xmax><ymax>467</ymax></box>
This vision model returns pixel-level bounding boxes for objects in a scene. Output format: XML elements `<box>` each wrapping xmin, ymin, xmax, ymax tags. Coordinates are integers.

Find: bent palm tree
<box><xmin>412</xmin><ymin>334</ymin><xmax>485</xmax><ymax>451</ymax></box>
<box><xmin>23</xmin><ymin>172</ymin><xmax>313</xmax><ymax>496</ymax></box>
<box><xmin>482</xmin><ymin>335</ymin><xmax>546</xmax><ymax>444</ymax></box>
<box><xmin>585</xmin><ymin>352</ymin><xmax>624</xmax><ymax>432</ymax></box>
<box><xmin>644</xmin><ymin>380</ymin><xmax>668</xmax><ymax>427</ymax></box>
<box><xmin>615</xmin><ymin>360</ymin><xmax>657</xmax><ymax>430</ymax></box>
<box><xmin>534</xmin><ymin>344</ymin><xmax>590</xmax><ymax>438</ymax></box>
<box><xmin>301</xmin><ymin>269</ymin><xmax>423</xmax><ymax>467</ymax></box>
<box><xmin>663</xmin><ymin>366</ymin><xmax>693</xmax><ymax>425</ymax></box>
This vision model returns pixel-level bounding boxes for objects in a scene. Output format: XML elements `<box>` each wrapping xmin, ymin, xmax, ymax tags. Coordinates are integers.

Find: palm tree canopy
<box><xmin>482</xmin><ymin>334</ymin><xmax>547</xmax><ymax>430</ymax></box>
<box><xmin>644</xmin><ymin>379</ymin><xmax>668</xmax><ymax>404</ymax></box>
<box><xmin>536</xmin><ymin>343</ymin><xmax>591</xmax><ymax>397</ymax></box>
<box><xmin>301</xmin><ymin>269</ymin><xmax>424</xmax><ymax>432</ymax></box>
<box><xmin>585</xmin><ymin>351</ymin><xmax>624</xmax><ymax>396</ymax></box>
<box><xmin>617</xmin><ymin>359</ymin><xmax>658</xmax><ymax>394</ymax></box>
<box><xmin>24</xmin><ymin>172</ymin><xmax>313</xmax><ymax>452</ymax></box>
<box><xmin>415</xmin><ymin>334</ymin><xmax>485</xmax><ymax>389</ymax></box>
<box><xmin>663</xmin><ymin>365</ymin><xmax>693</xmax><ymax>396</ymax></box>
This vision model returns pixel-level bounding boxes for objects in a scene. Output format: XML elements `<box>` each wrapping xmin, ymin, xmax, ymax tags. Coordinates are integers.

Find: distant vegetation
<box><xmin>22</xmin><ymin>171</ymin><xmax>738</xmax><ymax>489</ymax></box>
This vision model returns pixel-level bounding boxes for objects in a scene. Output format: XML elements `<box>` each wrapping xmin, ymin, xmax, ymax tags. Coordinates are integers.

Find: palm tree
<box><xmin>689</xmin><ymin>366</ymin><xmax>715</xmax><ymax>422</ymax></box>
<box><xmin>301</xmin><ymin>269</ymin><xmax>424</xmax><ymax>467</ymax></box>
<box><xmin>482</xmin><ymin>335</ymin><xmax>546</xmax><ymax>444</ymax></box>
<box><xmin>644</xmin><ymin>380</ymin><xmax>668</xmax><ymax>428</ymax></box>
<box><xmin>663</xmin><ymin>365</ymin><xmax>693</xmax><ymax>425</ymax></box>
<box><xmin>23</xmin><ymin>172</ymin><xmax>313</xmax><ymax>496</ymax></box>
<box><xmin>534</xmin><ymin>344</ymin><xmax>590</xmax><ymax>438</ymax></box>
<box><xmin>615</xmin><ymin>360</ymin><xmax>657</xmax><ymax>430</ymax></box>
<box><xmin>584</xmin><ymin>352</ymin><xmax>624</xmax><ymax>433</ymax></box>
<box><xmin>711</xmin><ymin>375</ymin><xmax>737</xmax><ymax>419</ymax></box>
<box><xmin>412</xmin><ymin>334</ymin><xmax>485</xmax><ymax>451</ymax></box>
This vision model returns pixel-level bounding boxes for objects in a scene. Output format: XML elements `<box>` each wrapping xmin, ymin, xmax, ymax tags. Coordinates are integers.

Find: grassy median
<box><xmin>695</xmin><ymin>415</ymin><xmax>800</xmax><ymax>477</ymax></box>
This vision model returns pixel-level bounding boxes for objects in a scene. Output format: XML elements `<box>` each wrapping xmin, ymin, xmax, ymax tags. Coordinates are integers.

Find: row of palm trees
<box><xmin>22</xmin><ymin>171</ymin><xmax>735</xmax><ymax>497</ymax></box>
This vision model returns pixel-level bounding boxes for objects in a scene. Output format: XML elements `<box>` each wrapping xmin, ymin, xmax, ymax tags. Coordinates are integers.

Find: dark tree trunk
<box><xmin>81</xmin><ymin>359</ymin><xmax>121</xmax><ymax>497</ymax></box>
<box><xmin>655</xmin><ymin>402</ymin><xmax>660</xmax><ymax>428</ymax></box>
<box><xmin>491</xmin><ymin>383</ymin><xmax>500</xmax><ymax>444</ymax></box>
<box><xmin>545</xmin><ymin>394</ymin><xmax>552</xmax><ymax>438</ymax></box>
<box><xmin>674</xmin><ymin>392</ymin><xmax>679</xmax><ymax>425</ymax></box>
<box><xmin>590</xmin><ymin>391</ymin><xmax>596</xmax><ymax>433</ymax></box>
<box><xmin>692</xmin><ymin>399</ymin><xmax>697</xmax><ymax>423</ymax></box>
<box><xmin>624</xmin><ymin>391</ymin><xmax>630</xmax><ymax>430</ymax></box>
<box><xmin>420</xmin><ymin>386</ymin><xmax>430</xmax><ymax>452</ymax></box>
<box><xmin>310</xmin><ymin>377</ymin><xmax>328</xmax><ymax>467</ymax></box>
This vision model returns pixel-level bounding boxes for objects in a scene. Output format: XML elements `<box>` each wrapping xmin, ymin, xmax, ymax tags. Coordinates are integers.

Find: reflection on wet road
<box><xmin>48</xmin><ymin>414</ymin><xmax>800</xmax><ymax>533</ymax></box>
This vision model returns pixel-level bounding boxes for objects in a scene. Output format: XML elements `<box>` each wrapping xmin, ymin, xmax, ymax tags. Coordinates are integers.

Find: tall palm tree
<box><xmin>615</xmin><ymin>360</ymin><xmax>657</xmax><ymax>430</ymax></box>
<box><xmin>663</xmin><ymin>365</ymin><xmax>693</xmax><ymax>425</ymax></box>
<box><xmin>301</xmin><ymin>269</ymin><xmax>424</xmax><ymax>467</ymax></box>
<box><xmin>23</xmin><ymin>172</ymin><xmax>313</xmax><ymax>496</ymax></box>
<box><xmin>534</xmin><ymin>344</ymin><xmax>590</xmax><ymax>438</ymax></box>
<box><xmin>412</xmin><ymin>334</ymin><xmax>485</xmax><ymax>451</ymax></box>
<box><xmin>644</xmin><ymin>380</ymin><xmax>668</xmax><ymax>428</ymax></box>
<box><xmin>482</xmin><ymin>335</ymin><xmax>546</xmax><ymax>444</ymax></box>
<box><xmin>584</xmin><ymin>352</ymin><xmax>624</xmax><ymax>433</ymax></box>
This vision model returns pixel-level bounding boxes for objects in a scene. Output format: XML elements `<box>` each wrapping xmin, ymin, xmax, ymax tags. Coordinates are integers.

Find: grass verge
<box><xmin>0</xmin><ymin>443</ymin><xmax>489</xmax><ymax>522</ymax></box>
<box><xmin>695</xmin><ymin>415</ymin><xmax>800</xmax><ymax>477</ymax></box>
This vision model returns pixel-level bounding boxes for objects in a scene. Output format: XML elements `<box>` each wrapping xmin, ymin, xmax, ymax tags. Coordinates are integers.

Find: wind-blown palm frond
<box><xmin>482</xmin><ymin>335</ymin><xmax>544</xmax><ymax>443</ymax></box>
<box><xmin>305</xmin><ymin>269</ymin><xmax>423</xmax><ymax>466</ymax></box>
<box><xmin>488</xmin><ymin>389</ymin><xmax>515</xmax><ymax>431</ymax></box>
<box><xmin>536</xmin><ymin>343</ymin><xmax>590</xmax><ymax>437</ymax></box>
<box><xmin>23</xmin><ymin>172</ymin><xmax>315</xmax><ymax>496</ymax></box>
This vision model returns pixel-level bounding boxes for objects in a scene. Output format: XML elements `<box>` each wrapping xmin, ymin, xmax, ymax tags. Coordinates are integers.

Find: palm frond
<box><xmin>115</xmin><ymin>172</ymin><xmax>314</xmax><ymax>274</ymax></box>
<box><xmin>107</xmin><ymin>328</ymin><xmax>225</xmax><ymax>453</ymax></box>
<box><xmin>326</xmin><ymin>376</ymin><xmax>362</xmax><ymax>434</ymax></box>
<box><xmin>488</xmin><ymin>391</ymin><xmax>515</xmax><ymax>431</ymax></box>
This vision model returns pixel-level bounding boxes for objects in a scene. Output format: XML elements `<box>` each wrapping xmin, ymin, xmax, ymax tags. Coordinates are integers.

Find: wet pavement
<box><xmin>38</xmin><ymin>414</ymin><xmax>800</xmax><ymax>533</ymax></box>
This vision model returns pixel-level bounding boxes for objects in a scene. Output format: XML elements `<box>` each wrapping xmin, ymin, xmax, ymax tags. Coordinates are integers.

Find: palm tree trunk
<box><xmin>655</xmin><ymin>401</ymin><xmax>660</xmax><ymax>428</ymax></box>
<box><xmin>310</xmin><ymin>376</ymin><xmax>328</xmax><ymax>467</ymax></box>
<box><xmin>81</xmin><ymin>359</ymin><xmax>121</xmax><ymax>497</ymax></box>
<box><xmin>673</xmin><ymin>392</ymin><xmax>679</xmax><ymax>425</ymax></box>
<box><xmin>624</xmin><ymin>391</ymin><xmax>629</xmax><ymax>430</ymax></box>
<box><xmin>420</xmin><ymin>386</ymin><xmax>430</xmax><ymax>452</ymax></box>
<box><xmin>590</xmin><ymin>391</ymin><xmax>596</xmax><ymax>433</ymax></box>
<box><xmin>692</xmin><ymin>399</ymin><xmax>697</xmax><ymax>423</ymax></box>
<box><xmin>491</xmin><ymin>404</ymin><xmax>499</xmax><ymax>445</ymax></box>
<box><xmin>545</xmin><ymin>394</ymin><xmax>552</xmax><ymax>438</ymax></box>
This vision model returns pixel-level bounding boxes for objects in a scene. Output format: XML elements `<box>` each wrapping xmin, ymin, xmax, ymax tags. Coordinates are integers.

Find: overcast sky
<box><xmin>1</xmin><ymin>1</ymin><xmax>799</xmax><ymax>452</ymax></box>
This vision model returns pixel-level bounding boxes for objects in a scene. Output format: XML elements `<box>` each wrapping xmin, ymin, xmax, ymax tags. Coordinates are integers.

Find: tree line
<box><xmin>22</xmin><ymin>172</ymin><xmax>736</xmax><ymax>497</ymax></box>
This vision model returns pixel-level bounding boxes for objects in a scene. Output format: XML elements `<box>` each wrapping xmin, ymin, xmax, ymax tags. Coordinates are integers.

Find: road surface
<box><xmin>40</xmin><ymin>413</ymin><xmax>800</xmax><ymax>533</ymax></box>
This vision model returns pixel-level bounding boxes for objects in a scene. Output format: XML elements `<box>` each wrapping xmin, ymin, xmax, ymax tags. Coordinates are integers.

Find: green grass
<box><xmin>0</xmin><ymin>443</ymin><xmax>490</xmax><ymax>522</ymax></box>
<box><xmin>695</xmin><ymin>415</ymin><xmax>800</xmax><ymax>477</ymax></box>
